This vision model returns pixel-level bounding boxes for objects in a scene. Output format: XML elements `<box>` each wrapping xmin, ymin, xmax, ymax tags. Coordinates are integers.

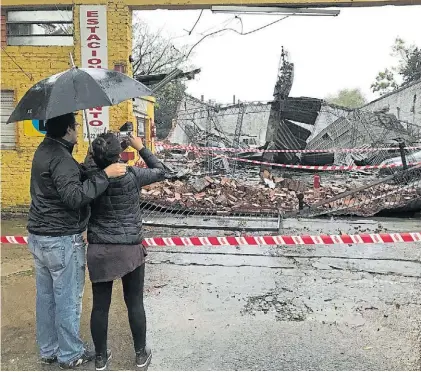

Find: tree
<box><xmin>131</xmin><ymin>19</ymin><xmax>192</xmax><ymax>139</ymax></box>
<box><xmin>325</xmin><ymin>88</ymin><xmax>367</xmax><ymax>109</ymax></box>
<box><xmin>154</xmin><ymin>80</ymin><xmax>186</xmax><ymax>139</ymax></box>
<box><xmin>371</xmin><ymin>38</ymin><xmax>421</xmax><ymax>96</ymax></box>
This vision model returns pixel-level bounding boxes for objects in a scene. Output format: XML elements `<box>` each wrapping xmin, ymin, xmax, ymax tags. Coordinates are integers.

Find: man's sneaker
<box><xmin>41</xmin><ymin>356</ymin><xmax>57</xmax><ymax>365</ymax></box>
<box><xmin>59</xmin><ymin>348</ymin><xmax>95</xmax><ymax>369</ymax></box>
<box><xmin>135</xmin><ymin>347</ymin><xmax>152</xmax><ymax>370</ymax></box>
<box><xmin>95</xmin><ymin>350</ymin><xmax>112</xmax><ymax>371</ymax></box>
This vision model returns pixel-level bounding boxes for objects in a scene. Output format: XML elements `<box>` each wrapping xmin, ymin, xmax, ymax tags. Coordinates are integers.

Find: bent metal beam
<box><xmin>2</xmin><ymin>0</ymin><xmax>421</xmax><ymax>8</ymax></box>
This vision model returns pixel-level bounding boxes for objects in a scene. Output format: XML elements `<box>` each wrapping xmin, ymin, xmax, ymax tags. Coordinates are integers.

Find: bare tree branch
<box><xmin>147</xmin><ymin>41</ymin><xmax>173</xmax><ymax>74</ymax></box>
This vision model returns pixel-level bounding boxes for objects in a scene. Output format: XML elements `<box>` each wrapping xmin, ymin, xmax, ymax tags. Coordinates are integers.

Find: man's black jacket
<box><xmin>27</xmin><ymin>136</ymin><xmax>109</xmax><ymax>236</ymax></box>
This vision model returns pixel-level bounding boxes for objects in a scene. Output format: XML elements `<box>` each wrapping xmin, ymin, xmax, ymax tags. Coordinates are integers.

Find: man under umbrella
<box><xmin>27</xmin><ymin>113</ymin><xmax>127</xmax><ymax>369</ymax></box>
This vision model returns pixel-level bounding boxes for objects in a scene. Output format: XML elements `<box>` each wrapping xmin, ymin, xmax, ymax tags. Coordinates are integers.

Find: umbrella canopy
<box><xmin>7</xmin><ymin>67</ymin><xmax>152</xmax><ymax>123</ymax></box>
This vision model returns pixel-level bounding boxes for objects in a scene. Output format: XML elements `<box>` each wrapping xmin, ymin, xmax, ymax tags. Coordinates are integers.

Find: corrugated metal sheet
<box><xmin>279</xmin><ymin>97</ymin><xmax>322</xmax><ymax>125</ymax></box>
<box><xmin>272</xmin><ymin>118</ymin><xmax>302</xmax><ymax>164</ymax></box>
<box><xmin>306</xmin><ymin>110</ymin><xmax>415</xmax><ymax>165</ymax></box>
<box><xmin>285</xmin><ymin>120</ymin><xmax>311</xmax><ymax>144</ymax></box>
<box><xmin>266</xmin><ymin>99</ymin><xmax>316</xmax><ymax>164</ymax></box>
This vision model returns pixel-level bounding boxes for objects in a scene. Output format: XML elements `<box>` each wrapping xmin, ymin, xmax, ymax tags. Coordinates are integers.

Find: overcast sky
<box><xmin>134</xmin><ymin>5</ymin><xmax>421</xmax><ymax>104</ymax></box>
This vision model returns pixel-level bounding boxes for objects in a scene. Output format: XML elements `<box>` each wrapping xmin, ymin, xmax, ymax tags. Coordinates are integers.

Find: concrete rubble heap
<box><xmin>140</xmin><ymin>172</ymin><xmax>421</xmax><ymax>216</ymax></box>
<box><xmin>141</xmin><ymin>176</ymin><xmax>304</xmax><ymax>214</ymax></box>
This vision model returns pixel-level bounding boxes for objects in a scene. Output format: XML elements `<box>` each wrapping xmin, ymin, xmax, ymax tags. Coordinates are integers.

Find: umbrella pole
<box><xmin>83</xmin><ymin>110</ymin><xmax>93</xmax><ymax>147</ymax></box>
<box><xmin>70</xmin><ymin>53</ymin><xmax>75</xmax><ymax>67</ymax></box>
<box><xmin>69</xmin><ymin>53</ymin><xmax>92</xmax><ymax>147</ymax></box>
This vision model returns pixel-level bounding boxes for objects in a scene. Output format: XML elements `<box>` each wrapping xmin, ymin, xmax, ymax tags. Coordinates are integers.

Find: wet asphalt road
<box><xmin>1</xmin><ymin>217</ymin><xmax>421</xmax><ymax>370</ymax></box>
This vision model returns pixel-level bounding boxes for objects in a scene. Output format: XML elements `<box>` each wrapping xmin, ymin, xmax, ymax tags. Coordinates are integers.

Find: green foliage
<box><xmin>371</xmin><ymin>38</ymin><xmax>421</xmax><ymax>96</ymax></box>
<box><xmin>325</xmin><ymin>88</ymin><xmax>367</xmax><ymax>109</ymax></box>
<box><xmin>155</xmin><ymin>80</ymin><xmax>186</xmax><ymax>139</ymax></box>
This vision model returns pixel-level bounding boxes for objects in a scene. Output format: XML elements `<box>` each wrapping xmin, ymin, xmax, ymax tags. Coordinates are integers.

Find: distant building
<box><xmin>363</xmin><ymin>79</ymin><xmax>421</xmax><ymax>137</ymax></box>
<box><xmin>167</xmin><ymin>94</ymin><xmax>270</xmax><ymax>148</ymax></box>
<box><xmin>305</xmin><ymin>81</ymin><xmax>420</xmax><ymax>165</ymax></box>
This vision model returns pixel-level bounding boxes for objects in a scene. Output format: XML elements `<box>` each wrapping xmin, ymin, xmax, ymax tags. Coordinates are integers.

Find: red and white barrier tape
<box><xmin>2</xmin><ymin>233</ymin><xmax>421</xmax><ymax>247</ymax></box>
<box><xmin>201</xmin><ymin>152</ymin><xmax>421</xmax><ymax>171</ymax></box>
<box><xmin>156</xmin><ymin>143</ymin><xmax>421</xmax><ymax>154</ymax></box>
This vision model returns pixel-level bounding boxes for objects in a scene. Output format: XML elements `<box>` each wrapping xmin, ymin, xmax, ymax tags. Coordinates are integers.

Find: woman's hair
<box><xmin>92</xmin><ymin>132</ymin><xmax>122</xmax><ymax>169</ymax></box>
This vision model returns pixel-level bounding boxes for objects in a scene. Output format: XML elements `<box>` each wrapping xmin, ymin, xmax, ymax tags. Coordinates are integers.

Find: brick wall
<box><xmin>0</xmin><ymin>0</ymin><xmax>136</xmax><ymax>212</ymax></box>
<box><xmin>1</xmin><ymin>47</ymin><xmax>73</xmax><ymax>211</ymax></box>
<box><xmin>106</xmin><ymin>0</ymin><xmax>136</xmax><ymax>133</ymax></box>
<box><xmin>1</xmin><ymin>10</ymin><xmax>6</xmax><ymax>47</ymax></box>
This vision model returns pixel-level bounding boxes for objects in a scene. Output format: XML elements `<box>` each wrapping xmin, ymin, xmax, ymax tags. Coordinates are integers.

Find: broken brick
<box><xmin>227</xmin><ymin>194</ymin><xmax>238</xmax><ymax>202</ymax></box>
<box><xmin>190</xmin><ymin>178</ymin><xmax>210</xmax><ymax>193</ymax></box>
<box><xmin>139</xmin><ymin>171</ymin><xmax>417</xmax><ymax>217</ymax></box>
<box><xmin>163</xmin><ymin>188</ymin><xmax>173</xmax><ymax>195</ymax></box>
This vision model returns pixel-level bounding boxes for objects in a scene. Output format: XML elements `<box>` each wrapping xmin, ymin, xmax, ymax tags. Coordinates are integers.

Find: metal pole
<box><xmin>84</xmin><ymin>111</ymin><xmax>93</xmax><ymax>147</ymax></box>
<box><xmin>399</xmin><ymin>141</ymin><xmax>407</xmax><ymax>170</ymax></box>
<box><xmin>69</xmin><ymin>52</ymin><xmax>75</xmax><ymax>68</ymax></box>
<box><xmin>70</xmin><ymin>53</ymin><xmax>92</xmax><ymax>147</ymax></box>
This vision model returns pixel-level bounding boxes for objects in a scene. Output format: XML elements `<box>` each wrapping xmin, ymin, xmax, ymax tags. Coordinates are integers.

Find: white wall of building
<box><xmin>169</xmin><ymin>95</ymin><xmax>270</xmax><ymax>146</ymax></box>
<box><xmin>216</xmin><ymin>105</ymin><xmax>270</xmax><ymax>146</ymax></box>
<box><xmin>363</xmin><ymin>80</ymin><xmax>421</xmax><ymax>136</ymax></box>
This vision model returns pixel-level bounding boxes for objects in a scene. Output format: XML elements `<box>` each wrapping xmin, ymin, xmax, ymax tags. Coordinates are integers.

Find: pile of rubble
<box><xmin>140</xmin><ymin>173</ymin><xmax>361</xmax><ymax>215</ymax></box>
<box><xmin>312</xmin><ymin>182</ymin><xmax>421</xmax><ymax>217</ymax></box>
<box><xmin>140</xmin><ymin>166</ymin><xmax>421</xmax><ymax>216</ymax></box>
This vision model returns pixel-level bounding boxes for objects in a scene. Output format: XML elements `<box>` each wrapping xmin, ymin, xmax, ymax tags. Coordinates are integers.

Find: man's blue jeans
<box><xmin>28</xmin><ymin>233</ymin><xmax>86</xmax><ymax>364</ymax></box>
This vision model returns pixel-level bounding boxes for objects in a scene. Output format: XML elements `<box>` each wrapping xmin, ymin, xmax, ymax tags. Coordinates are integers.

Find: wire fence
<box><xmin>138</xmin><ymin>152</ymin><xmax>421</xmax><ymax>237</ymax></box>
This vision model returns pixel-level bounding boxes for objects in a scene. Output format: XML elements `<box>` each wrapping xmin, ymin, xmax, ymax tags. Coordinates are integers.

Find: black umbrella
<box><xmin>7</xmin><ymin>67</ymin><xmax>152</xmax><ymax>124</ymax></box>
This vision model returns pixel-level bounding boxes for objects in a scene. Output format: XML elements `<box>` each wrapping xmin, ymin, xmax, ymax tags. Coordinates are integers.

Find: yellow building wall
<box><xmin>1</xmin><ymin>0</ymin><xmax>135</xmax><ymax>212</ymax></box>
<box><xmin>145</xmin><ymin>96</ymin><xmax>156</xmax><ymax>153</ymax></box>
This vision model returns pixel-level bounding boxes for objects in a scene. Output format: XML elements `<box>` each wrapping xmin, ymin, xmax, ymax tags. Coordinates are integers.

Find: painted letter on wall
<box><xmin>80</xmin><ymin>5</ymin><xmax>109</xmax><ymax>141</ymax></box>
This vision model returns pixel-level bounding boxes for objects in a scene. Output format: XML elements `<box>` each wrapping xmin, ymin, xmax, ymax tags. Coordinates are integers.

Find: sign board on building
<box><xmin>23</xmin><ymin>119</ymin><xmax>47</xmax><ymax>136</ymax></box>
<box><xmin>79</xmin><ymin>5</ymin><xmax>109</xmax><ymax>142</ymax></box>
